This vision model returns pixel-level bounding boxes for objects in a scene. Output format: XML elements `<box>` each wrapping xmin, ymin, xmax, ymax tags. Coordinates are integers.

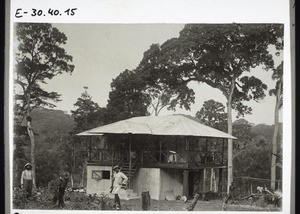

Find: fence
<box><xmin>234</xmin><ymin>176</ymin><xmax>282</xmax><ymax>198</ymax></box>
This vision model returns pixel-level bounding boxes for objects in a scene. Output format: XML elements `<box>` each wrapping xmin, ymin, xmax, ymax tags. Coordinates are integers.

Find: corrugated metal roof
<box><xmin>77</xmin><ymin>115</ymin><xmax>237</xmax><ymax>139</ymax></box>
<box><xmin>76</xmin><ymin>132</ymin><xmax>103</xmax><ymax>136</ymax></box>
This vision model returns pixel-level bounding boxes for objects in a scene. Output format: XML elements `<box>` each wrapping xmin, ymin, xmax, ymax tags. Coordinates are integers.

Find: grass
<box><xmin>14</xmin><ymin>191</ymin><xmax>281</xmax><ymax>211</ymax></box>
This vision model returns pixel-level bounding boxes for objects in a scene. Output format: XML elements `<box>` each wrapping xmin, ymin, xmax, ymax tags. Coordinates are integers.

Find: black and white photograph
<box><xmin>7</xmin><ymin>0</ymin><xmax>293</xmax><ymax>213</ymax></box>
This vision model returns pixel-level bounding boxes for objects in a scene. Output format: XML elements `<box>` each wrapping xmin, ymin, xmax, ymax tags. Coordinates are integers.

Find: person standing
<box><xmin>21</xmin><ymin>163</ymin><xmax>33</xmax><ymax>197</ymax></box>
<box><xmin>110</xmin><ymin>165</ymin><xmax>128</xmax><ymax>210</ymax></box>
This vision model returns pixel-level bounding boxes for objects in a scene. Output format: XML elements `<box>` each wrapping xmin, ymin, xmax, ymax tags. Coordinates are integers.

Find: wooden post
<box><xmin>129</xmin><ymin>135</ymin><xmax>132</xmax><ymax>189</ymax></box>
<box><xmin>89</xmin><ymin>137</ymin><xmax>92</xmax><ymax>162</ymax></box>
<box><xmin>222</xmin><ymin>139</ymin><xmax>225</xmax><ymax>163</ymax></box>
<box><xmin>218</xmin><ymin>168</ymin><xmax>223</xmax><ymax>193</ymax></box>
<box><xmin>211</xmin><ymin>168</ymin><xmax>217</xmax><ymax>192</ymax></box>
<box><xmin>203</xmin><ymin>169</ymin><xmax>207</xmax><ymax>193</ymax></box>
<box><xmin>186</xmin><ymin>137</ymin><xmax>190</xmax><ymax>164</ymax></box>
<box><xmin>198</xmin><ymin>169</ymin><xmax>203</xmax><ymax>193</ymax></box>
<box><xmin>183</xmin><ymin>170</ymin><xmax>189</xmax><ymax>197</ymax></box>
<box><xmin>210</xmin><ymin>168</ymin><xmax>213</xmax><ymax>191</ymax></box>
<box><xmin>186</xmin><ymin>138</ymin><xmax>189</xmax><ymax>151</ymax></box>
<box><xmin>111</xmin><ymin>141</ymin><xmax>114</xmax><ymax>174</ymax></box>
<box><xmin>159</xmin><ymin>139</ymin><xmax>162</xmax><ymax>163</ymax></box>
<box><xmin>187</xmin><ymin>193</ymin><xmax>200</xmax><ymax>211</ymax></box>
<box><xmin>141</xmin><ymin>191</ymin><xmax>151</xmax><ymax>210</ymax></box>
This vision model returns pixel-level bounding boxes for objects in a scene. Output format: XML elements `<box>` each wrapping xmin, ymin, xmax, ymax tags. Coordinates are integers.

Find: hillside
<box><xmin>15</xmin><ymin>107</ymin><xmax>76</xmax><ymax>187</ymax></box>
<box><xmin>21</xmin><ymin>107</ymin><xmax>75</xmax><ymax>136</ymax></box>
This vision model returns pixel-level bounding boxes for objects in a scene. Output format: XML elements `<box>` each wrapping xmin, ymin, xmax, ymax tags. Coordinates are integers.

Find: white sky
<box><xmin>41</xmin><ymin>23</ymin><xmax>283</xmax><ymax>125</ymax></box>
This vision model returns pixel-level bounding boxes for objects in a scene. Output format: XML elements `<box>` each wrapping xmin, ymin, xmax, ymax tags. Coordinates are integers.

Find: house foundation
<box><xmin>86</xmin><ymin>164</ymin><xmax>224</xmax><ymax>200</ymax></box>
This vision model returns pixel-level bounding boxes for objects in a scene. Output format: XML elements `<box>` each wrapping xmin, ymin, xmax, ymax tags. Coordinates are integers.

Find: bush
<box><xmin>13</xmin><ymin>187</ymin><xmax>30</xmax><ymax>209</ymax></box>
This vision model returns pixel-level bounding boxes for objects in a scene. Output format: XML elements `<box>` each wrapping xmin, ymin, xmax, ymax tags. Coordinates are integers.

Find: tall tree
<box><xmin>106</xmin><ymin>69</ymin><xmax>150</xmax><ymax>122</ymax></box>
<box><xmin>14</xmin><ymin>23</ymin><xmax>74</xmax><ymax>188</ymax></box>
<box><xmin>195</xmin><ymin>99</ymin><xmax>227</xmax><ymax>131</ymax></box>
<box><xmin>138</xmin><ymin>24</ymin><xmax>283</xmax><ymax>192</ymax></box>
<box><xmin>136</xmin><ymin>44</ymin><xmax>195</xmax><ymax>115</ymax></box>
<box><xmin>269</xmin><ymin>61</ymin><xmax>283</xmax><ymax>190</ymax></box>
<box><xmin>71</xmin><ymin>87</ymin><xmax>107</xmax><ymax>187</ymax></box>
<box><xmin>71</xmin><ymin>87</ymin><xmax>106</xmax><ymax>131</ymax></box>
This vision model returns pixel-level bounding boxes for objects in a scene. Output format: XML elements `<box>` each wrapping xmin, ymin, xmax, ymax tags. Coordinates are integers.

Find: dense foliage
<box><xmin>14</xmin><ymin>23</ymin><xmax>74</xmax><ymax>117</ymax></box>
<box><xmin>196</xmin><ymin>99</ymin><xmax>227</xmax><ymax>131</ymax></box>
<box><xmin>13</xmin><ymin>107</ymin><xmax>75</xmax><ymax>188</ymax></box>
<box><xmin>106</xmin><ymin>70</ymin><xmax>150</xmax><ymax>122</ymax></box>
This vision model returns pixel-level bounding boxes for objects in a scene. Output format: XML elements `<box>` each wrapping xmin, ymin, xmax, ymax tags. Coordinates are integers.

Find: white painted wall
<box><xmin>86</xmin><ymin>165</ymin><xmax>184</xmax><ymax>201</ymax></box>
<box><xmin>159</xmin><ymin>168</ymin><xmax>183</xmax><ymax>200</ymax></box>
<box><xmin>86</xmin><ymin>165</ymin><xmax>112</xmax><ymax>195</ymax></box>
<box><xmin>134</xmin><ymin>168</ymin><xmax>161</xmax><ymax>200</ymax></box>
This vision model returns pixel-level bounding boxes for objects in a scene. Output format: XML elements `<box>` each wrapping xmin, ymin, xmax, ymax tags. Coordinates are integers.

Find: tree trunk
<box><xmin>26</xmin><ymin>93</ymin><xmax>36</xmax><ymax>190</ymax></box>
<box><xmin>141</xmin><ymin>191</ymin><xmax>151</xmax><ymax>210</ymax></box>
<box><xmin>79</xmin><ymin>157</ymin><xmax>87</xmax><ymax>188</ymax></box>
<box><xmin>210</xmin><ymin>168</ymin><xmax>217</xmax><ymax>192</ymax></box>
<box><xmin>27</xmin><ymin>120</ymin><xmax>37</xmax><ymax>190</ymax></box>
<box><xmin>183</xmin><ymin>170</ymin><xmax>189</xmax><ymax>197</ymax></box>
<box><xmin>71</xmin><ymin>141</ymin><xmax>75</xmax><ymax>188</ymax></box>
<box><xmin>70</xmin><ymin>174</ymin><xmax>74</xmax><ymax>189</ymax></box>
<box><xmin>271</xmin><ymin>81</ymin><xmax>282</xmax><ymax>190</ymax></box>
<box><xmin>227</xmin><ymin>82</ymin><xmax>234</xmax><ymax>194</ymax></box>
<box><xmin>203</xmin><ymin>169</ymin><xmax>207</xmax><ymax>193</ymax></box>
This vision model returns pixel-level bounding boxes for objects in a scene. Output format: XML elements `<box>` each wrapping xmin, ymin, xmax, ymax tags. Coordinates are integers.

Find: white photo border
<box><xmin>7</xmin><ymin>0</ymin><xmax>293</xmax><ymax>214</ymax></box>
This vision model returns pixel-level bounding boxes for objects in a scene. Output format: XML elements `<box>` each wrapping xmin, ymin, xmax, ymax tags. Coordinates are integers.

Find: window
<box><xmin>92</xmin><ymin>170</ymin><xmax>110</xmax><ymax>180</ymax></box>
<box><xmin>102</xmin><ymin>170</ymin><xmax>110</xmax><ymax>179</ymax></box>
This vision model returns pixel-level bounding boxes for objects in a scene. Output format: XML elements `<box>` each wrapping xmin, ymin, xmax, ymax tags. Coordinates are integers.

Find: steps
<box><xmin>121</xmin><ymin>163</ymin><xmax>137</xmax><ymax>180</ymax></box>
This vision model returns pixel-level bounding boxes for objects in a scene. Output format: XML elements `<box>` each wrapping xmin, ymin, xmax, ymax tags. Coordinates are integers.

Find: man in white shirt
<box><xmin>110</xmin><ymin>165</ymin><xmax>128</xmax><ymax>210</ymax></box>
<box><xmin>21</xmin><ymin>163</ymin><xmax>33</xmax><ymax>197</ymax></box>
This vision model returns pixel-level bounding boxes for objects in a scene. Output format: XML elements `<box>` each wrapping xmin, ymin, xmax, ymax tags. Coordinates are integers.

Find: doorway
<box><xmin>188</xmin><ymin>171</ymin><xmax>200</xmax><ymax>198</ymax></box>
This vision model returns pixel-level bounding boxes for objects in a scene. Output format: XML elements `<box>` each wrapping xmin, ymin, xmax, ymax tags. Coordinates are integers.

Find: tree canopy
<box><xmin>106</xmin><ymin>69</ymin><xmax>150</xmax><ymax>122</ymax></box>
<box><xmin>71</xmin><ymin>88</ymin><xmax>107</xmax><ymax>132</ymax></box>
<box><xmin>14</xmin><ymin>23</ymin><xmax>75</xmax><ymax>118</ymax></box>
<box><xmin>136</xmin><ymin>44</ymin><xmax>195</xmax><ymax>115</ymax></box>
<box><xmin>195</xmin><ymin>99</ymin><xmax>227</xmax><ymax>131</ymax></box>
<box><xmin>140</xmin><ymin>24</ymin><xmax>282</xmax><ymax>116</ymax></box>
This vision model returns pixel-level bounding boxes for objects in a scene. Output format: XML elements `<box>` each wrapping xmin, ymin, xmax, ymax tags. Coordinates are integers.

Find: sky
<box><xmin>40</xmin><ymin>23</ymin><xmax>282</xmax><ymax>125</ymax></box>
